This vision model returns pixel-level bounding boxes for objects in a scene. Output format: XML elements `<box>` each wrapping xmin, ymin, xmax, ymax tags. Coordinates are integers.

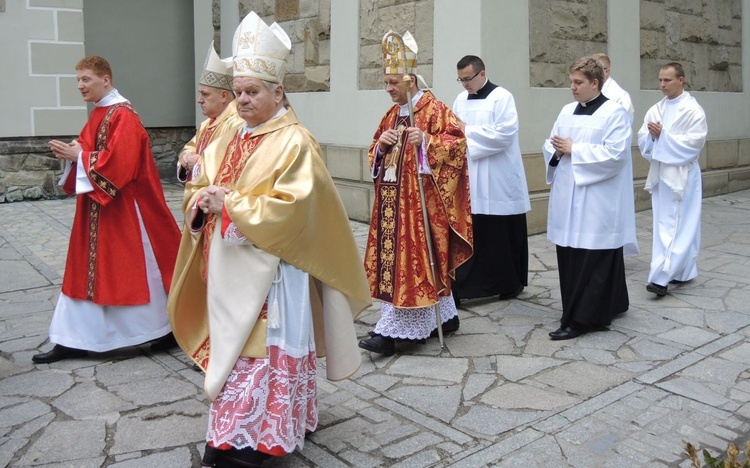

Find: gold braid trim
<box><xmin>85</xmin><ymin>102</ymin><xmax>138</xmax><ymax>300</ymax></box>
<box><xmin>89</xmin><ymin>103</ymin><xmax>140</xmax><ymax>199</ymax></box>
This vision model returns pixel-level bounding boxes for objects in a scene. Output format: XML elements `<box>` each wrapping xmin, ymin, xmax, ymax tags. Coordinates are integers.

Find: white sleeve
<box><xmin>75</xmin><ymin>152</ymin><xmax>95</xmax><ymax>194</ymax></box>
<box><xmin>464</xmin><ymin>91</ymin><xmax>519</xmax><ymax>160</ymax></box>
<box><xmin>570</xmin><ymin>107</ymin><xmax>632</xmax><ymax>187</ymax></box>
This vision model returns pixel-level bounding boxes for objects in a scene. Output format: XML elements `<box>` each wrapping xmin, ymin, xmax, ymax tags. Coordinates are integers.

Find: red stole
<box><xmin>201</xmin><ymin>132</ymin><xmax>265</xmax><ymax>280</ymax></box>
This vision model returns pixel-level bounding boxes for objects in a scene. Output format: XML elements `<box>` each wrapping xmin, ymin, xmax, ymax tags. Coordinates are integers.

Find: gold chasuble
<box><xmin>183</xmin><ymin>101</ymin><xmax>241</xmax><ymax>159</ymax></box>
<box><xmin>168</xmin><ymin>109</ymin><xmax>371</xmax><ymax>399</ymax></box>
<box><xmin>365</xmin><ymin>91</ymin><xmax>473</xmax><ymax>309</ymax></box>
<box><xmin>178</xmin><ymin>100</ymin><xmax>242</xmax><ymax>181</ymax></box>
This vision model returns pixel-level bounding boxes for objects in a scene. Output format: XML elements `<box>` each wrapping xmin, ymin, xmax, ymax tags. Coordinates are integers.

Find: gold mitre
<box><xmin>382</xmin><ymin>30</ymin><xmax>418</xmax><ymax>76</ymax></box>
<box><xmin>232</xmin><ymin>11</ymin><xmax>292</xmax><ymax>83</ymax></box>
<box><xmin>198</xmin><ymin>41</ymin><xmax>233</xmax><ymax>91</ymax></box>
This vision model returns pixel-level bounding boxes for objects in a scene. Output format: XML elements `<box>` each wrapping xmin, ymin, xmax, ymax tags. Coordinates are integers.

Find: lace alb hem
<box><xmin>207</xmin><ymin>349</ymin><xmax>318</xmax><ymax>454</ymax></box>
<box><xmin>373</xmin><ymin>295</ymin><xmax>457</xmax><ymax>340</ymax></box>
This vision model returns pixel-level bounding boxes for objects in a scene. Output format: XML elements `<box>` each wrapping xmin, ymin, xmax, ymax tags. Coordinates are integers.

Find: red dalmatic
<box><xmin>61</xmin><ymin>103</ymin><xmax>180</xmax><ymax>306</ymax></box>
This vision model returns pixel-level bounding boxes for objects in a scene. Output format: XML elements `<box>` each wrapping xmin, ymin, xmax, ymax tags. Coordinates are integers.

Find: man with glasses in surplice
<box><xmin>451</xmin><ymin>55</ymin><xmax>530</xmax><ymax>307</ymax></box>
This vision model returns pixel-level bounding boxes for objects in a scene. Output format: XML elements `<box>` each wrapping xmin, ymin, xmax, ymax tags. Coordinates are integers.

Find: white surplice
<box><xmin>452</xmin><ymin>87</ymin><xmax>530</xmax><ymax>215</ymax></box>
<box><xmin>542</xmin><ymin>100</ymin><xmax>639</xmax><ymax>255</ymax></box>
<box><xmin>637</xmin><ymin>91</ymin><xmax>707</xmax><ymax>285</ymax></box>
<box><xmin>601</xmin><ymin>77</ymin><xmax>635</xmax><ymax>123</ymax></box>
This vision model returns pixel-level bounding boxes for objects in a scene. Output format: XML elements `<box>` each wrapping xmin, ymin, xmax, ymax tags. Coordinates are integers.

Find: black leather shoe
<box><xmin>430</xmin><ymin>315</ymin><xmax>460</xmax><ymax>338</ymax></box>
<box><xmin>201</xmin><ymin>443</ymin><xmax>222</xmax><ymax>467</ymax></box>
<box><xmin>548</xmin><ymin>326</ymin><xmax>587</xmax><ymax>341</ymax></box>
<box><xmin>646</xmin><ymin>282</ymin><xmax>668</xmax><ymax>297</ymax></box>
<box><xmin>220</xmin><ymin>447</ymin><xmax>270</xmax><ymax>468</ymax></box>
<box><xmin>150</xmin><ymin>332</ymin><xmax>178</xmax><ymax>351</ymax></box>
<box><xmin>499</xmin><ymin>285</ymin><xmax>524</xmax><ymax>300</ymax></box>
<box><xmin>669</xmin><ymin>279</ymin><xmax>689</xmax><ymax>284</ymax></box>
<box><xmin>358</xmin><ymin>334</ymin><xmax>395</xmax><ymax>356</ymax></box>
<box><xmin>32</xmin><ymin>344</ymin><xmax>87</xmax><ymax>364</ymax></box>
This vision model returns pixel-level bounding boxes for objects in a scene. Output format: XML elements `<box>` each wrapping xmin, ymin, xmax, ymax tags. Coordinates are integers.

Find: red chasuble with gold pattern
<box><xmin>365</xmin><ymin>91</ymin><xmax>473</xmax><ymax>309</ymax></box>
<box><xmin>61</xmin><ymin>104</ymin><xmax>180</xmax><ymax>305</ymax></box>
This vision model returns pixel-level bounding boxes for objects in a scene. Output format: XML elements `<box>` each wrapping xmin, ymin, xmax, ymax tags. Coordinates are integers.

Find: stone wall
<box><xmin>148</xmin><ymin>127</ymin><xmax>197</xmax><ymax>180</ymax></box>
<box><xmin>0</xmin><ymin>138</ymin><xmax>64</xmax><ymax>203</ymax></box>
<box><xmin>640</xmin><ymin>0</ymin><xmax>743</xmax><ymax>91</ymax></box>
<box><xmin>237</xmin><ymin>0</ymin><xmax>331</xmax><ymax>92</ymax></box>
<box><xmin>324</xmin><ymin>139</ymin><xmax>750</xmax><ymax>235</ymax></box>
<box><xmin>0</xmin><ymin>128</ymin><xmax>193</xmax><ymax>203</ymax></box>
<box><xmin>529</xmin><ymin>0</ymin><xmax>608</xmax><ymax>87</ymax></box>
<box><xmin>358</xmin><ymin>0</ymin><xmax>434</xmax><ymax>90</ymax></box>
<box><xmin>212</xmin><ymin>0</ymin><xmax>222</xmax><ymax>53</ymax></box>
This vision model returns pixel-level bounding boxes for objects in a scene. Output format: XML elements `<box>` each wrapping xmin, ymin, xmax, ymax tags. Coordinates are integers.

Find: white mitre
<box><xmin>232</xmin><ymin>11</ymin><xmax>292</xmax><ymax>83</ymax></box>
<box><xmin>198</xmin><ymin>41</ymin><xmax>233</xmax><ymax>91</ymax></box>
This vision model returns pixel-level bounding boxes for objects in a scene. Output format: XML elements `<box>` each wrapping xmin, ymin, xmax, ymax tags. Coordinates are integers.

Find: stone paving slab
<box><xmin>0</xmin><ymin>184</ymin><xmax>749</xmax><ymax>466</ymax></box>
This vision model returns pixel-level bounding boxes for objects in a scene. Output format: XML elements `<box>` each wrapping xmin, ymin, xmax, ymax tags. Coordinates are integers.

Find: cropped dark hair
<box><xmin>661</xmin><ymin>62</ymin><xmax>685</xmax><ymax>78</ymax></box>
<box><xmin>457</xmin><ymin>55</ymin><xmax>485</xmax><ymax>72</ymax></box>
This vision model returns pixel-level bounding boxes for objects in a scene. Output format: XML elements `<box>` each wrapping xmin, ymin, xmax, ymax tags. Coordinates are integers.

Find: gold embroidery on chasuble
<box><xmin>84</xmin><ymin>103</ymin><xmax>131</xmax><ymax>300</ymax></box>
<box><xmin>378</xmin><ymin>187</ymin><xmax>397</xmax><ymax>294</ymax></box>
<box><xmin>366</xmin><ymin>94</ymin><xmax>473</xmax><ymax>309</ymax></box>
<box><xmin>373</xmin><ymin>115</ymin><xmax>414</xmax><ymax>303</ymax></box>
<box><xmin>200</xmin><ymin>132</ymin><xmax>264</xmax><ymax>281</ymax></box>
<box><xmin>197</xmin><ymin>125</ymin><xmax>218</xmax><ymax>155</ymax></box>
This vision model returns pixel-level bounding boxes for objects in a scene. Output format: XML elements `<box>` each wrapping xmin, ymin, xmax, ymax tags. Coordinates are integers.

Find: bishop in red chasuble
<box><xmin>359</xmin><ymin>31</ymin><xmax>473</xmax><ymax>356</ymax></box>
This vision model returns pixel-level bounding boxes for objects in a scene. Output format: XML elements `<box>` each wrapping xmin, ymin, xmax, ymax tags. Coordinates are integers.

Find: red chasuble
<box><xmin>61</xmin><ymin>103</ymin><xmax>180</xmax><ymax>306</ymax></box>
<box><xmin>365</xmin><ymin>91</ymin><xmax>473</xmax><ymax>308</ymax></box>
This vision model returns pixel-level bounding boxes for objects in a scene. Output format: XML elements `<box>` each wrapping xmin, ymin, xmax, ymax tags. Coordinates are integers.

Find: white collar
<box><xmin>96</xmin><ymin>88</ymin><xmax>129</xmax><ymax>107</ymax></box>
<box><xmin>398</xmin><ymin>90</ymin><xmax>424</xmax><ymax>116</ymax></box>
<box><xmin>241</xmin><ymin>106</ymin><xmax>288</xmax><ymax>136</ymax></box>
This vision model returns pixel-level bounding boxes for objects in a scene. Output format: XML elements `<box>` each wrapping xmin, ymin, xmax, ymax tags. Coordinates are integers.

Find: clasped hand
<box><xmin>197</xmin><ymin>185</ymin><xmax>231</xmax><ymax>214</ymax></box>
<box><xmin>551</xmin><ymin>135</ymin><xmax>573</xmax><ymax>157</ymax></box>
<box><xmin>647</xmin><ymin>121</ymin><xmax>663</xmax><ymax>139</ymax></box>
<box><xmin>378</xmin><ymin>127</ymin><xmax>424</xmax><ymax>151</ymax></box>
<box><xmin>181</xmin><ymin>152</ymin><xmax>200</xmax><ymax>169</ymax></box>
<box><xmin>49</xmin><ymin>139</ymin><xmax>82</xmax><ymax>162</ymax></box>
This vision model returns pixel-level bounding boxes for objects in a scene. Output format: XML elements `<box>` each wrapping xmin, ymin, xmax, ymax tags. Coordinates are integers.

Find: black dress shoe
<box><xmin>220</xmin><ymin>447</ymin><xmax>270</xmax><ymax>468</ymax></box>
<box><xmin>499</xmin><ymin>285</ymin><xmax>524</xmax><ymax>300</ymax></box>
<box><xmin>202</xmin><ymin>443</ymin><xmax>222</xmax><ymax>467</ymax></box>
<box><xmin>669</xmin><ymin>279</ymin><xmax>689</xmax><ymax>284</ymax></box>
<box><xmin>358</xmin><ymin>334</ymin><xmax>395</xmax><ymax>356</ymax></box>
<box><xmin>646</xmin><ymin>282</ymin><xmax>668</xmax><ymax>297</ymax></box>
<box><xmin>150</xmin><ymin>332</ymin><xmax>178</xmax><ymax>351</ymax></box>
<box><xmin>32</xmin><ymin>344</ymin><xmax>88</xmax><ymax>364</ymax></box>
<box><xmin>548</xmin><ymin>326</ymin><xmax>587</xmax><ymax>341</ymax></box>
<box><xmin>430</xmin><ymin>315</ymin><xmax>460</xmax><ymax>338</ymax></box>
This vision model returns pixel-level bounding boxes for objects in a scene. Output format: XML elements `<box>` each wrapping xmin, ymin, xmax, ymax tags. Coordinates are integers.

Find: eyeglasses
<box><xmin>456</xmin><ymin>70</ymin><xmax>481</xmax><ymax>83</ymax></box>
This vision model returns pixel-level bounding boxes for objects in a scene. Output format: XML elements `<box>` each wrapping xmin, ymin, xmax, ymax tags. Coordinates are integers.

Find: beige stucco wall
<box><xmin>0</xmin><ymin>0</ymin><xmax>87</xmax><ymax>137</ymax></box>
<box><xmin>0</xmin><ymin>0</ymin><xmax>199</xmax><ymax>137</ymax></box>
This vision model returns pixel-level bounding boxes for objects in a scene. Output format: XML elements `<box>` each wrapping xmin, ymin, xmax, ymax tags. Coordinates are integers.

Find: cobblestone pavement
<box><xmin>1</xmin><ymin>183</ymin><xmax>749</xmax><ymax>467</ymax></box>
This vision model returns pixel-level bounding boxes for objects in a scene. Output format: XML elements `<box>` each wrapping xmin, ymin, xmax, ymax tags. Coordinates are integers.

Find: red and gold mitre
<box><xmin>382</xmin><ymin>30</ymin><xmax>418</xmax><ymax>76</ymax></box>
